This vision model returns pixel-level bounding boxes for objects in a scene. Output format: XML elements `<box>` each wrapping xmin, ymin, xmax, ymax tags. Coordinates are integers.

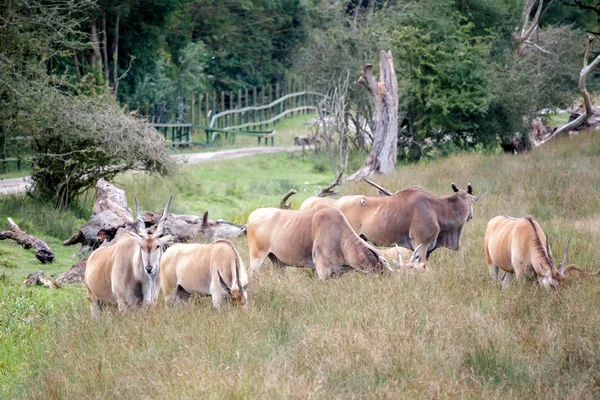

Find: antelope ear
<box><xmin>217</xmin><ymin>270</ymin><xmax>231</xmax><ymax>294</ymax></box>
<box><xmin>242</xmin><ymin>282</ymin><xmax>249</xmax><ymax>291</ymax></box>
<box><xmin>158</xmin><ymin>235</ymin><xmax>175</xmax><ymax>246</ymax></box>
<box><xmin>129</xmin><ymin>231</ymin><xmax>143</xmax><ymax>246</ymax></box>
<box><xmin>451</xmin><ymin>183</ymin><xmax>459</xmax><ymax>192</ymax></box>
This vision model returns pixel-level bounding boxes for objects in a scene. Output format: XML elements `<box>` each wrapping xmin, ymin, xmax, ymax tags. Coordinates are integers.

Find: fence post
<box><xmin>252</xmin><ymin>87</ymin><xmax>257</xmax><ymax>128</ymax></box>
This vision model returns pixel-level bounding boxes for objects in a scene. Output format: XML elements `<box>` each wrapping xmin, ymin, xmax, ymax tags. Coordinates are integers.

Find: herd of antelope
<box><xmin>84</xmin><ymin>181</ymin><xmax>597</xmax><ymax>315</ymax></box>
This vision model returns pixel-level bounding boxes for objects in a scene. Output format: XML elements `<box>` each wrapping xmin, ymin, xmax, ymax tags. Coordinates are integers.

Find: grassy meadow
<box><xmin>2</xmin><ymin>129</ymin><xmax>600</xmax><ymax>398</ymax></box>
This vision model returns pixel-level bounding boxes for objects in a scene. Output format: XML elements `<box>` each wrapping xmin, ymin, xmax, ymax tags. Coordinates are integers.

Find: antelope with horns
<box><xmin>484</xmin><ymin>215</ymin><xmax>577</xmax><ymax>289</ymax></box>
<box><xmin>299</xmin><ymin>183</ymin><xmax>480</xmax><ymax>269</ymax></box>
<box><xmin>160</xmin><ymin>239</ymin><xmax>249</xmax><ymax>311</ymax></box>
<box><xmin>84</xmin><ymin>197</ymin><xmax>173</xmax><ymax>315</ymax></box>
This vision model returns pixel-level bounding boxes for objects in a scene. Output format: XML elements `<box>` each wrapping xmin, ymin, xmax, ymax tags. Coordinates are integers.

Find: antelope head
<box><xmin>539</xmin><ymin>237</ymin><xmax>570</xmax><ymax>289</ymax></box>
<box><xmin>217</xmin><ymin>262</ymin><xmax>249</xmax><ymax>307</ymax></box>
<box><xmin>451</xmin><ymin>182</ymin><xmax>480</xmax><ymax>221</ymax></box>
<box><xmin>129</xmin><ymin>196</ymin><xmax>174</xmax><ymax>276</ymax></box>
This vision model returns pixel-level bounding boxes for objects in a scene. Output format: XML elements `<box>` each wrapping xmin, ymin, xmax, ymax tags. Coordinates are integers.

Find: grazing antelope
<box><xmin>84</xmin><ymin>197</ymin><xmax>173</xmax><ymax>315</ymax></box>
<box><xmin>160</xmin><ymin>239</ymin><xmax>249</xmax><ymax>311</ymax></box>
<box><xmin>484</xmin><ymin>215</ymin><xmax>572</xmax><ymax>289</ymax></box>
<box><xmin>247</xmin><ymin>205</ymin><xmax>391</xmax><ymax>280</ymax></box>
<box><xmin>299</xmin><ymin>183</ymin><xmax>480</xmax><ymax>269</ymax></box>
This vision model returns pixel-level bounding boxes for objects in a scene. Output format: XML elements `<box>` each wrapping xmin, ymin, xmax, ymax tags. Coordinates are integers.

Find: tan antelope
<box><xmin>84</xmin><ymin>197</ymin><xmax>173</xmax><ymax>315</ymax></box>
<box><xmin>160</xmin><ymin>239</ymin><xmax>249</xmax><ymax>311</ymax></box>
<box><xmin>299</xmin><ymin>183</ymin><xmax>480</xmax><ymax>269</ymax></box>
<box><xmin>484</xmin><ymin>215</ymin><xmax>575</xmax><ymax>289</ymax></box>
<box><xmin>247</xmin><ymin>205</ymin><xmax>391</xmax><ymax>280</ymax></box>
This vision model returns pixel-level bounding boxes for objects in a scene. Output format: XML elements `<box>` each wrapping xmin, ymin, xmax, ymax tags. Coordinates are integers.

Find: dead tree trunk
<box><xmin>142</xmin><ymin>210</ymin><xmax>246</xmax><ymax>243</ymax></box>
<box><xmin>534</xmin><ymin>36</ymin><xmax>600</xmax><ymax>147</ymax></box>
<box><xmin>347</xmin><ymin>50</ymin><xmax>398</xmax><ymax>182</ymax></box>
<box><xmin>0</xmin><ymin>218</ymin><xmax>55</xmax><ymax>263</ymax></box>
<box><xmin>63</xmin><ymin>179</ymin><xmax>136</xmax><ymax>254</ymax></box>
<box><xmin>514</xmin><ymin>0</ymin><xmax>553</xmax><ymax>55</ymax></box>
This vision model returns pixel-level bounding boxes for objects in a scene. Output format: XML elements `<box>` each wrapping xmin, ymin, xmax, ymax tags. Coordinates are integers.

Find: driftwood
<box><xmin>142</xmin><ymin>210</ymin><xmax>246</xmax><ymax>243</ymax></box>
<box><xmin>23</xmin><ymin>271</ymin><xmax>61</xmax><ymax>289</ymax></box>
<box><xmin>316</xmin><ymin>172</ymin><xmax>344</xmax><ymax>197</ymax></box>
<box><xmin>280</xmin><ymin>189</ymin><xmax>297</xmax><ymax>209</ymax></box>
<box><xmin>64</xmin><ymin>179</ymin><xmax>246</xmax><ymax>256</ymax></box>
<box><xmin>56</xmin><ymin>259</ymin><xmax>87</xmax><ymax>284</ymax></box>
<box><xmin>63</xmin><ymin>179</ymin><xmax>136</xmax><ymax>254</ymax></box>
<box><xmin>0</xmin><ymin>218</ymin><xmax>55</xmax><ymax>263</ymax></box>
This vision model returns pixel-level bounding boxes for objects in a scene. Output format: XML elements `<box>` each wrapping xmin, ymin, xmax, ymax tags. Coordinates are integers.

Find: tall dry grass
<box><xmin>7</xmin><ymin>132</ymin><xmax>600</xmax><ymax>399</ymax></box>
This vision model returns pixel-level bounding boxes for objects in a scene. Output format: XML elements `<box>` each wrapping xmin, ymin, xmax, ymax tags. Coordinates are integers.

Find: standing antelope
<box><xmin>84</xmin><ymin>197</ymin><xmax>173</xmax><ymax>315</ymax></box>
<box><xmin>299</xmin><ymin>183</ymin><xmax>480</xmax><ymax>269</ymax></box>
<box><xmin>484</xmin><ymin>215</ymin><xmax>572</xmax><ymax>289</ymax></box>
<box><xmin>160</xmin><ymin>239</ymin><xmax>249</xmax><ymax>311</ymax></box>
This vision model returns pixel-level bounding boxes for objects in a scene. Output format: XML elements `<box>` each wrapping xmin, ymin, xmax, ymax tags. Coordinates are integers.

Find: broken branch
<box><xmin>362</xmin><ymin>178</ymin><xmax>393</xmax><ymax>196</ymax></box>
<box><xmin>317</xmin><ymin>172</ymin><xmax>344</xmax><ymax>197</ymax></box>
<box><xmin>0</xmin><ymin>218</ymin><xmax>55</xmax><ymax>263</ymax></box>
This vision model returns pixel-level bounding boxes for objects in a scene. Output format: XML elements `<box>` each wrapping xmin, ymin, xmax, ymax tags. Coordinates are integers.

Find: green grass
<box><xmin>2</xmin><ymin>130</ymin><xmax>600</xmax><ymax>398</ymax></box>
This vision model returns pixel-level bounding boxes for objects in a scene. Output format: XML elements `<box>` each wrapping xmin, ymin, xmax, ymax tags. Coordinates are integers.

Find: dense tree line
<box><xmin>1</xmin><ymin>0</ymin><xmax>598</xmax><ymax>205</ymax></box>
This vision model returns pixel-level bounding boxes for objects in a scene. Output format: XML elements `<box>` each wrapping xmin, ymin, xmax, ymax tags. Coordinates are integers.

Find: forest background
<box><xmin>1</xmin><ymin>0</ymin><xmax>599</xmax><ymax>205</ymax></box>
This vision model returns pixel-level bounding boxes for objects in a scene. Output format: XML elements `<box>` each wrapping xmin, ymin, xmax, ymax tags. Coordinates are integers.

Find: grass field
<box><xmin>2</xmin><ymin>130</ymin><xmax>600</xmax><ymax>398</ymax></box>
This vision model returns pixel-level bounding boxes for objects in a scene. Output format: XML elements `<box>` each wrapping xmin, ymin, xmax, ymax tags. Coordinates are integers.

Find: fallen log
<box><xmin>63</xmin><ymin>179</ymin><xmax>136</xmax><ymax>254</ymax></box>
<box><xmin>23</xmin><ymin>271</ymin><xmax>61</xmax><ymax>289</ymax></box>
<box><xmin>0</xmin><ymin>218</ymin><xmax>55</xmax><ymax>263</ymax></box>
<box><xmin>64</xmin><ymin>179</ymin><xmax>245</xmax><ymax>255</ymax></box>
<box><xmin>56</xmin><ymin>259</ymin><xmax>87</xmax><ymax>284</ymax></box>
<box><xmin>142</xmin><ymin>210</ymin><xmax>246</xmax><ymax>243</ymax></box>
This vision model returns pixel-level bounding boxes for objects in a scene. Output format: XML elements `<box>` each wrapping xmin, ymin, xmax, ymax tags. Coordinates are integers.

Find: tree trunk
<box><xmin>347</xmin><ymin>50</ymin><xmax>398</xmax><ymax>182</ymax></box>
<box><xmin>0</xmin><ymin>218</ymin><xmax>55</xmax><ymax>263</ymax></box>
<box><xmin>89</xmin><ymin>21</ymin><xmax>103</xmax><ymax>69</ymax></box>
<box><xmin>113</xmin><ymin>10</ymin><xmax>120</xmax><ymax>95</ymax></box>
<box><xmin>102</xmin><ymin>12</ymin><xmax>110</xmax><ymax>85</ymax></box>
<box><xmin>63</xmin><ymin>179</ymin><xmax>136</xmax><ymax>255</ymax></box>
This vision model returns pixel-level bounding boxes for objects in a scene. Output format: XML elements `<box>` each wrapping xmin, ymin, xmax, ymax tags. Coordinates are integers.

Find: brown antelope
<box><xmin>84</xmin><ymin>197</ymin><xmax>173</xmax><ymax>315</ymax></box>
<box><xmin>299</xmin><ymin>183</ymin><xmax>480</xmax><ymax>269</ymax></box>
<box><xmin>160</xmin><ymin>239</ymin><xmax>249</xmax><ymax>311</ymax></box>
<box><xmin>247</xmin><ymin>205</ymin><xmax>391</xmax><ymax>280</ymax></box>
<box><xmin>484</xmin><ymin>215</ymin><xmax>573</xmax><ymax>289</ymax></box>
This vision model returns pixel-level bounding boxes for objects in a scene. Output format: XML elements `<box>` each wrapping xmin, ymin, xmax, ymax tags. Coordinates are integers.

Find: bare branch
<box><xmin>523</xmin><ymin>40</ymin><xmax>551</xmax><ymax>54</ymax></box>
<box><xmin>362</xmin><ymin>178</ymin><xmax>393</xmax><ymax>196</ymax></box>
<box><xmin>317</xmin><ymin>172</ymin><xmax>344</xmax><ymax>197</ymax></box>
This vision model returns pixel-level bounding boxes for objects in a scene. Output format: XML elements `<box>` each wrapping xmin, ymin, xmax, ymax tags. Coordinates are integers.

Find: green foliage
<box><xmin>0</xmin><ymin>0</ymin><xmax>176</xmax><ymax>207</ymax></box>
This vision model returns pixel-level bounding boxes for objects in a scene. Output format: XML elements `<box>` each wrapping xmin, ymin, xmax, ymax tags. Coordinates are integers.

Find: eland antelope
<box><xmin>160</xmin><ymin>239</ymin><xmax>249</xmax><ymax>310</ymax></box>
<box><xmin>299</xmin><ymin>183</ymin><xmax>480</xmax><ymax>269</ymax></box>
<box><xmin>247</xmin><ymin>205</ymin><xmax>391</xmax><ymax>280</ymax></box>
<box><xmin>484</xmin><ymin>215</ymin><xmax>573</xmax><ymax>289</ymax></box>
<box><xmin>84</xmin><ymin>197</ymin><xmax>173</xmax><ymax>315</ymax></box>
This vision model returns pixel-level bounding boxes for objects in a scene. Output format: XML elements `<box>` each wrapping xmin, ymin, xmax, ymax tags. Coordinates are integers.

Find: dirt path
<box><xmin>0</xmin><ymin>146</ymin><xmax>300</xmax><ymax>195</ymax></box>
